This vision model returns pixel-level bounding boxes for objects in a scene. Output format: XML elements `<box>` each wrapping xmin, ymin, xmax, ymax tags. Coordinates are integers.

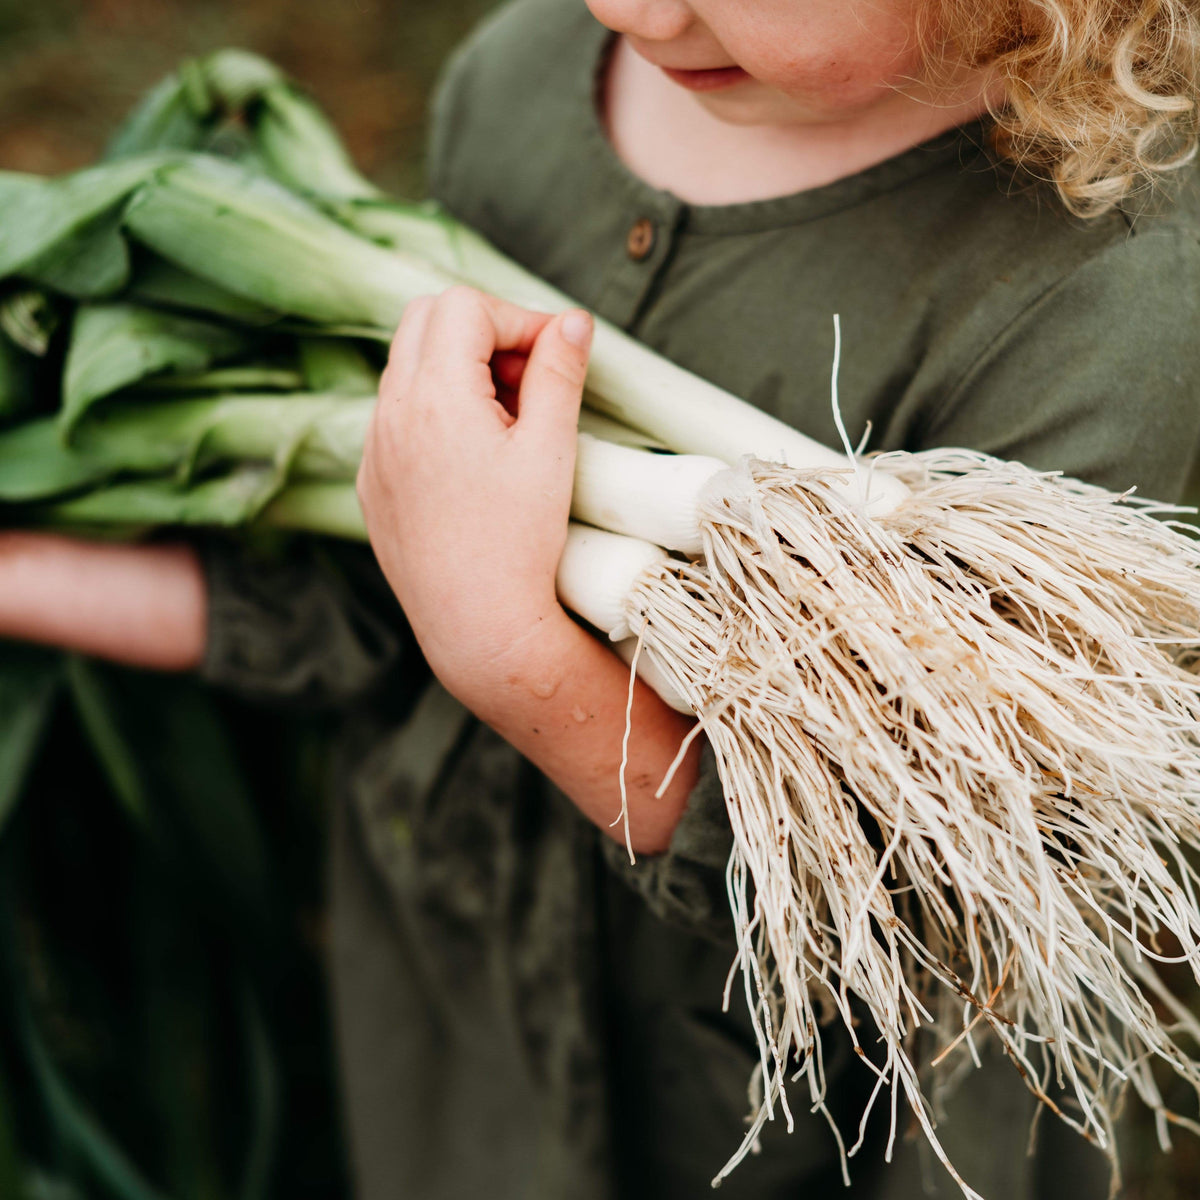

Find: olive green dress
<box><xmin>201</xmin><ymin>1</ymin><xmax>1200</xmax><ymax>1196</ymax></box>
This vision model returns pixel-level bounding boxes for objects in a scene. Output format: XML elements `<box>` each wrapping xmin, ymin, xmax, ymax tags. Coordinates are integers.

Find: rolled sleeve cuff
<box><xmin>599</xmin><ymin>738</ymin><xmax>736</xmax><ymax>944</ymax></box>
<box><xmin>199</xmin><ymin>538</ymin><xmax>406</xmax><ymax>708</ymax></box>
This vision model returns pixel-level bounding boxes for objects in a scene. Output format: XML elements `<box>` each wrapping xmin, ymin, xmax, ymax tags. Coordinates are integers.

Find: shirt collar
<box><xmin>570</xmin><ymin>10</ymin><xmax>995</xmax><ymax>236</ymax></box>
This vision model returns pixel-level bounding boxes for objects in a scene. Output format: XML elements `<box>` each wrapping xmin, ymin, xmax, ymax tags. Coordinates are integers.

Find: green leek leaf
<box><xmin>128</xmin><ymin>256</ymin><xmax>281</xmax><ymax>327</ymax></box>
<box><xmin>122</xmin><ymin>155</ymin><xmax>438</xmax><ymax>328</ymax></box>
<box><xmin>0</xmin><ymin>157</ymin><xmax>172</xmax><ymax>283</ymax></box>
<box><xmin>257</xmin><ymin>481</ymin><xmax>367</xmax><ymax>541</ymax></box>
<box><xmin>105</xmin><ymin>67</ymin><xmax>215</xmax><ymax>160</ymax></box>
<box><xmin>70</xmin><ymin>392</ymin><xmax>366</xmax><ymax>482</ymax></box>
<box><xmin>341</xmin><ymin>196</ymin><xmax>567</xmax><ymax>310</ymax></box>
<box><xmin>0</xmin><ymin>419</ymin><xmax>113</xmax><ymax>503</ymax></box>
<box><xmin>297</xmin><ymin>337</ymin><xmax>379</xmax><ymax>395</ymax></box>
<box><xmin>65</xmin><ymin>657</ymin><xmax>151</xmax><ymax>827</ymax></box>
<box><xmin>21</xmin><ymin>1004</ymin><xmax>170</xmax><ymax>1200</ymax></box>
<box><xmin>62</xmin><ymin>303</ymin><xmax>255</xmax><ymax>435</ymax></box>
<box><xmin>130</xmin><ymin>366</ymin><xmax>305</xmax><ymax>394</ymax></box>
<box><xmin>22</xmin><ymin>203</ymin><xmax>132</xmax><ymax>300</ymax></box>
<box><xmin>1</xmin><ymin>391</ymin><xmax>368</xmax><ymax>507</ymax></box>
<box><xmin>200</xmin><ymin>48</ymin><xmax>283</xmax><ymax>111</ymax></box>
<box><xmin>0</xmin><ymin>898</ymin><xmax>170</xmax><ymax>1200</ymax></box>
<box><xmin>0</xmin><ymin>168</ymin><xmax>41</xmax><ymax>202</ymax></box>
<box><xmin>0</xmin><ymin>646</ymin><xmax>62</xmax><ymax>839</ymax></box>
<box><xmin>253</xmin><ymin>82</ymin><xmax>381</xmax><ymax>202</ymax></box>
<box><xmin>43</xmin><ymin>465</ymin><xmax>284</xmax><ymax>530</ymax></box>
<box><xmin>64</xmin><ymin>663</ymin><xmax>277</xmax><ymax>944</ymax></box>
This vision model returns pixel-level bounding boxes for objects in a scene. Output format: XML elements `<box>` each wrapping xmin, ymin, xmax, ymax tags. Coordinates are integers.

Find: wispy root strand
<box><xmin>624</xmin><ymin>451</ymin><xmax>1200</xmax><ymax>1198</ymax></box>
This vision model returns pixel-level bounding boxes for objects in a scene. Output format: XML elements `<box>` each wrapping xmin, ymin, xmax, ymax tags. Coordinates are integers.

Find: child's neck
<box><xmin>602</xmin><ymin>37</ymin><xmax>992</xmax><ymax>206</ymax></box>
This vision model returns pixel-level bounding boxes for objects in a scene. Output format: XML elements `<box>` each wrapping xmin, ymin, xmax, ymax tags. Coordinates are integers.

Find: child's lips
<box><xmin>660</xmin><ymin>65</ymin><xmax>750</xmax><ymax>92</ymax></box>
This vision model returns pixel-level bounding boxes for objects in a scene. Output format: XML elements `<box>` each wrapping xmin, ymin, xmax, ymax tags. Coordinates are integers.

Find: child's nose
<box><xmin>585</xmin><ymin>0</ymin><xmax>695</xmax><ymax>43</ymax></box>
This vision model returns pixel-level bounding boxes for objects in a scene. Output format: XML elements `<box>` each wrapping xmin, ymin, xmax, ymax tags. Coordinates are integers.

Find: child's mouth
<box><xmin>660</xmin><ymin>65</ymin><xmax>750</xmax><ymax>93</ymax></box>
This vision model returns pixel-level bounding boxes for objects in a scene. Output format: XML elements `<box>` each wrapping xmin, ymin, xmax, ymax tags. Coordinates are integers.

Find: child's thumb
<box><xmin>517</xmin><ymin>309</ymin><xmax>592</xmax><ymax>440</ymax></box>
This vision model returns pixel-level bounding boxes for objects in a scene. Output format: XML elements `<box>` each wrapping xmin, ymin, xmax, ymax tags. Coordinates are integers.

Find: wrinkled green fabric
<box><xmin>201</xmin><ymin>1</ymin><xmax>1200</xmax><ymax>1197</ymax></box>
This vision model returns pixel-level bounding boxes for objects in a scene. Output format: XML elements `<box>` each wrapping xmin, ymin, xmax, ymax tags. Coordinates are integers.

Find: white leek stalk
<box><xmin>571</xmin><ymin>433</ymin><xmax>727</xmax><ymax>556</ymax></box>
<box><xmin>554</xmin><ymin>524</ymin><xmax>667</xmax><ymax>642</ymax></box>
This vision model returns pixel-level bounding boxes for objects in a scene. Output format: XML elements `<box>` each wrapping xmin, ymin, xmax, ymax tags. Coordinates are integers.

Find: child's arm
<box><xmin>0</xmin><ymin>533</ymin><xmax>207</xmax><ymax>671</ymax></box>
<box><xmin>357</xmin><ymin>286</ymin><xmax>702</xmax><ymax>856</ymax></box>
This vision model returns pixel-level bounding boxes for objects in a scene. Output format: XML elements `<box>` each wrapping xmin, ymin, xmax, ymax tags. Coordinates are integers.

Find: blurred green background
<box><xmin>1</xmin><ymin>1</ymin><xmax>1199</xmax><ymax>1197</ymax></box>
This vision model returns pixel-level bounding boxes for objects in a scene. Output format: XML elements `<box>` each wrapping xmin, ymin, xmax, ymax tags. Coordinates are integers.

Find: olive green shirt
<box><xmin>202</xmin><ymin>2</ymin><xmax>1200</xmax><ymax>1197</ymax></box>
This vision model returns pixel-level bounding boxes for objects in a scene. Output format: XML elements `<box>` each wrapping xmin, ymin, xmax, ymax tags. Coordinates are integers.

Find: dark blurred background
<box><xmin>1</xmin><ymin>1</ymin><xmax>1199</xmax><ymax>1198</ymax></box>
<box><xmin>0</xmin><ymin>0</ymin><xmax>497</xmax><ymax>189</ymax></box>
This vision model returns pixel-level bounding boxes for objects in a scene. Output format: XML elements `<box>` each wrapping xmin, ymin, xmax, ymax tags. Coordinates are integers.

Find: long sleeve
<box><xmin>199</xmin><ymin>537</ymin><xmax>412</xmax><ymax>708</ymax></box>
<box><xmin>595</xmin><ymin>740</ymin><xmax>736</xmax><ymax>942</ymax></box>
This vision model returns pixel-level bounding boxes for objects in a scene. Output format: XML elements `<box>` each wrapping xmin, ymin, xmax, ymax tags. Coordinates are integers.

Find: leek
<box><xmin>130</xmin><ymin>367</ymin><xmax>306</xmax><ymax>394</ymax></box>
<box><xmin>0</xmin><ymin>333</ymin><xmax>34</xmax><ymax>425</ymax></box>
<box><xmin>123</xmin><ymin>157</ymin><xmax>437</xmax><ymax>330</ymax></box>
<box><xmin>0</xmin><ymin>156</ymin><xmax>170</xmax><ymax>283</ymax></box>
<box><xmin>296</xmin><ymin>338</ymin><xmax>380</xmax><ymax>395</ymax></box>
<box><xmin>3</xmin><ymin>391</ymin><xmax>730</xmax><ymax>562</ymax></box>
<box><xmin>118</xmin><ymin>155</ymin><xmax>908</xmax><ymax>514</ymax></box>
<box><xmin>62</xmin><ymin>303</ymin><xmax>255</xmax><ymax>433</ymax></box>
<box><xmin>127</xmin><ymin>256</ymin><xmax>282</xmax><ymax>327</ymax></box>
<box><xmin>45</xmin><ymin>466</ymin><xmax>280</xmax><ymax>530</ymax></box>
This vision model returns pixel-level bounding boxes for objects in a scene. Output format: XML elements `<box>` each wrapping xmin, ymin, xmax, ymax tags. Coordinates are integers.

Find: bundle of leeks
<box><xmin>4</xmin><ymin>49</ymin><xmax>1200</xmax><ymax>1198</ymax></box>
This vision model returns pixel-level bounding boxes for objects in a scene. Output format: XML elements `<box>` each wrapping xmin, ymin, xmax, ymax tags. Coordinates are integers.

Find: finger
<box><xmin>379</xmin><ymin>295</ymin><xmax>435</xmax><ymax>403</ymax></box>
<box><xmin>422</xmin><ymin>286</ymin><xmax>555</xmax><ymax>392</ymax></box>
<box><xmin>515</xmin><ymin>309</ymin><xmax>592</xmax><ymax>443</ymax></box>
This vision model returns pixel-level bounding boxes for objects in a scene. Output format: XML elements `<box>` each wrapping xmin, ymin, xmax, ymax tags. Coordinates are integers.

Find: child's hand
<box><xmin>359</xmin><ymin>287</ymin><xmax>699</xmax><ymax>854</ymax></box>
<box><xmin>356</xmin><ymin>286</ymin><xmax>594</xmax><ymax>699</ymax></box>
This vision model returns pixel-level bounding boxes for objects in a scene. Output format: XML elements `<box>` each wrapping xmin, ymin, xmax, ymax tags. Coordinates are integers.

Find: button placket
<box><xmin>593</xmin><ymin>201</ymin><xmax>684</xmax><ymax>331</ymax></box>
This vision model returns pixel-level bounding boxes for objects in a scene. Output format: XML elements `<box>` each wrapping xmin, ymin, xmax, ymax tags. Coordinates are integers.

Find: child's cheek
<box><xmin>722</xmin><ymin>1</ymin><xmax>928</xmax><ymax>113</ymax></box>
<box><xmin>750</xmin><ymin>39</ymin><xmax>928</xmax><ymax>112</ymax></box>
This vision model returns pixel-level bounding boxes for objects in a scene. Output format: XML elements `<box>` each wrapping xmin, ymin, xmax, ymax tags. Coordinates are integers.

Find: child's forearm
<box><xmin>0</xmin><ymin>532</ymin><xmax>207</xmax><ymax>671</ymax></box>
<box><xmin>443</xmin><ymin>609</ymin><xmax>701</xmax><ymax>856</ymax></box>
<box><xmin>357</xmin><ymin>289</ymin><xmax>701</xmax><ymax>852</ymax></box>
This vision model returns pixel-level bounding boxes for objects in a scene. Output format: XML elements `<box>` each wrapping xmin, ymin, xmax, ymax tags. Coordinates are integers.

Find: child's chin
<box><xmin>693</xmin><ymin>86</ymin><xmax>806</xmax><ymax>127</ymax></box>
<box><xmin>700</xmin><ymin>84</ymin><xmax>888</xmax><ymax>131</ymax></box>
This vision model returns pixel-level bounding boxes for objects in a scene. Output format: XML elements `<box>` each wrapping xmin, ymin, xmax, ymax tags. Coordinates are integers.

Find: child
<box><xmin>5</xmin><ymin>0</ymin><xmax>1200</xmax><ymax>1196</ymax></box>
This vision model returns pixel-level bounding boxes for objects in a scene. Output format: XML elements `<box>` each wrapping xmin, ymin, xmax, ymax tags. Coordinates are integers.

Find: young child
<box><xmin>4</xmin><ymin>0</ymin><xmax>1200</xmax><ymax>1196</ymax></box>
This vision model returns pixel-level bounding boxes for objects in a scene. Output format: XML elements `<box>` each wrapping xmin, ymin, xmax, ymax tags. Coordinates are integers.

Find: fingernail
<box><xmin>561</xmin><ymin>310</ymin><xmax>593</xmax><ymax>349</ymax></box>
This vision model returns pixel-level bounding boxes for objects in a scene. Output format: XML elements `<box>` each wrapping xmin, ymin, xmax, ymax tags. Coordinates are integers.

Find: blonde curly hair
<box><xmin>931</xmin><ymin>0</ymin><xmax>1200</xmax><ymax>216</ymax></box>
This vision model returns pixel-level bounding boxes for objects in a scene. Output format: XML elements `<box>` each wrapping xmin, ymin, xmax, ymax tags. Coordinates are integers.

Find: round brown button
<box><xmin>626</xmin><ymin>217</ymin><xmax>656</xmax><ymax>261</ymax></box>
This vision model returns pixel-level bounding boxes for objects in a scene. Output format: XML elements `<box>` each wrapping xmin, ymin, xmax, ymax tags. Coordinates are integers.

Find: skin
<box><xmin>0</xmin><ymin>532</ymin><xmax>207</xmax><ymax>671</ymax></box>
<box><xmin>0</xmin><ymin>0</ymin><xmax>994</xmax><ymax>854</ymax></box>
<box><xmin>593</xmin><ymin>0</ymin><xmax>998</xmax><ymax>203</ymax></box>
